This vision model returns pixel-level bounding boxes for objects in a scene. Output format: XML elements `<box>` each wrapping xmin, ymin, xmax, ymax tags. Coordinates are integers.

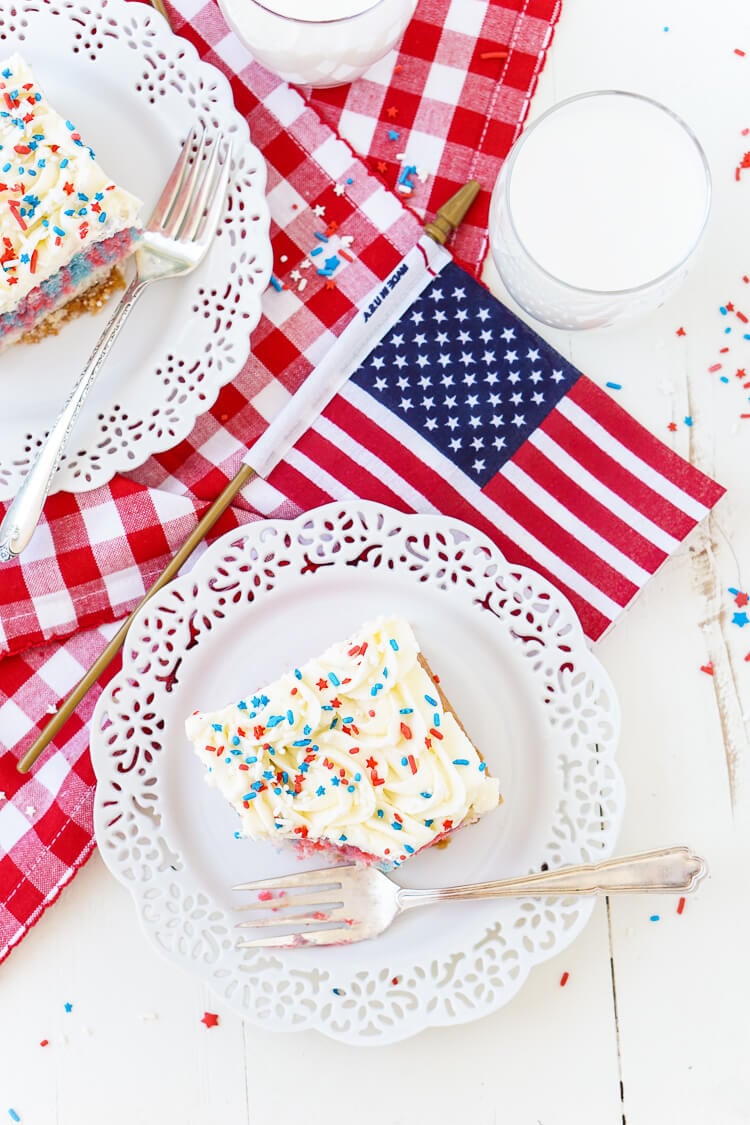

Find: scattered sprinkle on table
<box><xmin>605</xmin><ymin>381</ymin><xmax>622</xmax><ymax>390</ymax></box>
<box><xmin>649</xmin><ymin>914</ymin><xmax>660</xmax><ymax>922</ymax></box>
<box><xmin>677</xmin><ymin>896</ymin><xmax>686</xmax><ymax>915</ymax></box>
<box><xmin>676</xmin><ymin>326</ymin><xmax>686</xmax><ymax>335</ymax></box>
<box><xmin>63</xmin><ymin>1002</ymin><xmax>73</xmax><ymax>1013</ymax></box>
<box><xmin>559</xmin><ymin>971</ymin><xmax>570</xmax><ymax>987</ymax></box>
<box><xmin>700</xmin><ymin>662</ymin><xmax>714</xmax><ymax>675</ymax></box>
<box><xmin>200</xmin><ymin>1011</ymin><xmax>220</xmax><ymax>1029</ymax></box>
<box><xmin>8</xmin><ymin>1111</ymin><xmax>20</xmax><ymax>1123</ymax></box>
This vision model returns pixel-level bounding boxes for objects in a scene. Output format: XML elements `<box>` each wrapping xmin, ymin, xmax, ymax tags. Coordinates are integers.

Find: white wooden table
<box><xmin>2</xmin><ymin>1</ymin><xmax>749</xmax><ymax>1122</ymax></box>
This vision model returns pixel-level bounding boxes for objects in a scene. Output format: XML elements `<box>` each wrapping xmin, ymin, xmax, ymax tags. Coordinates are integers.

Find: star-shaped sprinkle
<box><xmin>735</xmin><ymin>591</ymin><xmax>749</xmax><ymax>607</ymax></box>
<box><xmin>385</xmin><ymin>106</ymin><xmax>399</xmax><ymax>119</ymax></box>
<box><xmin>64</xmin><ymin>1002</ymin><xmax>73</xmax><ymax>1013</ymax></box>
<box><xmin>376</xmin><ymin>160</ymin><xmax>388</xmax><ymax>173</ymax></box>
<box><xmin>201</xmin><ymin>1011</ymin><xmax>219</xmax><ymax>1029</ymax></box>
<box><xmin>25</xmin><ymin>805</ymin><xmax>36</xmax><ymax>816</ymax></box>
<box><xmin>732</xmin><ymin>611</ymin><xmax>749</xmax><ymax>627</ymax></box>
<box><xmin>312</xmin><ymin>203</ymin><xmax>326</xmax><ymax>218</ymax></box>
<box><xmin>676</xmin><ymin>327</ymin><xmax>686</xmax><ymax>336</ymax></box>
<box><xmin>667</xmin><ymin>422</ymin><xmax>678</xmax><ymax>432</ymax></box>
<box><xmin>333</xmin><ymin>182</ymin><xmax>346</xmax><ymax>196</ymax></box>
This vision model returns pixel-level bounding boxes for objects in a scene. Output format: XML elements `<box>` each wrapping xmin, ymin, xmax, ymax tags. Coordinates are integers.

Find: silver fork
<box><xmin>234</xmin><ymin>846</ymin><xmax>707</xmax><ymax>948</ymax></box>
<box><xmin>0</xmin><ymin>125</ymin><xmax>232</xmax><ymax>562</ymax></box>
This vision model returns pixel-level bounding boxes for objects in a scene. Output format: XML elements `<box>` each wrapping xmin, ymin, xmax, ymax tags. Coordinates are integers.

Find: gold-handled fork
<box><xmin>0</xmin><ymin>124</ymin><xmax>232</xmax><ymax>562</ymax></box>
<box><xmin>233</xmin><ymin>846</ymin><xmax>707</xmax><ymax>949</ymax></box>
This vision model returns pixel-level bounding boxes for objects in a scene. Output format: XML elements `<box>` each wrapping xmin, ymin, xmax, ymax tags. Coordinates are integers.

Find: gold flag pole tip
<box><xmin>423</xmin><ymin>179</ymin><xmax>481</xmax><ymax>245</ymax></box>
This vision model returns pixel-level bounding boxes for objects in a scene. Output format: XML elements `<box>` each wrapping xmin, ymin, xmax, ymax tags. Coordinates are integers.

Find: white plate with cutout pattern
<box><xmin>90</xmin><ymin>502</ymin><xmax>624</xmax><ymax>1044</ymax></box>
<box><xmin>0</xmin><ymin>0</ymin><xmax>272</xmax><ymax>500</ymax></box>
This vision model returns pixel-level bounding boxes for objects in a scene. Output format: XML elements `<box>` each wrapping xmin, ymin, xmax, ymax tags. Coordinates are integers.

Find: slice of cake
<box><xmin>185</xmin><ymin>616</ymin><xmax>501</xmax><ymax>867</ymax></box>
<box><xmin>0</xmin><ymin>53</ymin><xmax>142</xmax><ymax>350</ymax></box>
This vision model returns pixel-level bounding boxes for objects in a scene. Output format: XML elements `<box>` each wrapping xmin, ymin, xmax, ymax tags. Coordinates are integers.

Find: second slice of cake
<box><xmin>185</xmin><ymin>616</ymin><xmax>501</xmax><ymax>867</ymax></box>
<box><xmin>0</xmin><ymin>53</ymin><xmax>142</xmax><ymax>350</ymax></box>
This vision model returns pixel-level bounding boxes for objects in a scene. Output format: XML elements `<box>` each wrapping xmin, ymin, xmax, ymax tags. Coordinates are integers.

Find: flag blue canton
<box><xmin>352</xmin><ymin>262</ymin><xmax>581</xmax><ymax>487</ymax></box>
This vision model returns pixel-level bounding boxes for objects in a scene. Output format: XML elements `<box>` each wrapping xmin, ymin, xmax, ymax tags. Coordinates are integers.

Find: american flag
<box><xmin>262</xmin><ymin>260</ymin><xmax>724</xmax><ymax>641</ymax></box>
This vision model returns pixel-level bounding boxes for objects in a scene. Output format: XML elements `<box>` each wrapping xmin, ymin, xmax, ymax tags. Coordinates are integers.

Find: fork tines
<box><xmin>232</xmin><ymin>865</ymin><xmax>354</xmax><ymax>894</ymax></box>
<box><xmin>233</xmin><ymin>865</ymin><xmax>361</xmax><ymax>949</ymax></box>
<box><xmin>148</xmin><ymin>124</ymin><xmax>232</xmax><ymax>247</ymax></box>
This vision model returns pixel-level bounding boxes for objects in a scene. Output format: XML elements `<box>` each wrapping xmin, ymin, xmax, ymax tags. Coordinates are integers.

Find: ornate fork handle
<box><xmin>396</xmin><ymin>847</ymin><xmax>707</xmax><ymax>909</ymax></box>
<box><xmin>0</xmin><ymin>276</ymin><xmax>146</xmax><ymax>562</ymax></box>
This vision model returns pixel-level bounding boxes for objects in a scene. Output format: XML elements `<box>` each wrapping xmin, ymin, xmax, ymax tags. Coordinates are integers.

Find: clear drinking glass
<box><xmin>488</xmin><ymin>91</ymin><xmax>712</xmax><ymax>330</ymax></box>
<box><xmin>217</xmin><ymin>0</ymin><xmax>418</xmax><ymax>88</ymax></box>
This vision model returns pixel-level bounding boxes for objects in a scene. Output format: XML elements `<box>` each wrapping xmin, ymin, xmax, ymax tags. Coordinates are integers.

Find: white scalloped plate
<box><xmin>90</xmin><ymin>502</ymin><xmax>624</xmax><ymax>1044</ymax></box>
<box><xmin>0</xmin><ymin>0</ymin><xmax>272</xmax><ymax>500</ymax></box>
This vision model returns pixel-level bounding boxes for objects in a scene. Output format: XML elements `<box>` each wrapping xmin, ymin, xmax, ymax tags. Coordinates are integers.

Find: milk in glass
<box><xmin>489</xmin><ymin>92</ymin><xmax>711</xmax><ymax>329</ymax></box>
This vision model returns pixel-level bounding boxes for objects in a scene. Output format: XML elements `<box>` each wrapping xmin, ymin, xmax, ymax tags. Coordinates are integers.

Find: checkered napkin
<box><xmin>0</xmin><ymin>0</ymin><xmax>720</xmax><ymax>962</ymax></box>
<box><xmin>306</xmin><ymin>0</ymin><xmax>562</xmax><ymax>276</ymax></box>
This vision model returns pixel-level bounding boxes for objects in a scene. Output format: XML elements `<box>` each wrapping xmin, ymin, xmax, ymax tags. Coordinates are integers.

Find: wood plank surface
<box><xmin>2</xmin><ymin>1</ymin><xmax>749</xmax><ymax>1122</ymax></box>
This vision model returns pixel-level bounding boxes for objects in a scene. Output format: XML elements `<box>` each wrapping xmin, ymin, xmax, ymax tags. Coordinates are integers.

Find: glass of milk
<box><xmin>488</xmin><ymin>91</ymin><xmax>711</xmax><ymax>330</ymax></box>
<box><xmin>218</xmin><ymin>0</ymin><xmax>418</xmax><ymax>87</ymax></box>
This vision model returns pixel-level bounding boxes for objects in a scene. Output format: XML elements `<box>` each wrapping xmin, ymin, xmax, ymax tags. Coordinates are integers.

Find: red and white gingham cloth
<box><xmin>0</xmin><ymin>0</ymin><xmax>565</xmax><ymax>960</ymax></box>
<box><xmin>308</xmin><ymin>0</ymin><xmax>561</xmax><ymax>274</ymax></box>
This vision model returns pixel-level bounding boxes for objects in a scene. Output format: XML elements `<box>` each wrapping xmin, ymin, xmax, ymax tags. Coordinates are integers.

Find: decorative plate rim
<box><xmin>0</xmin><ymin>0</ymin><xmax>272</xmax><ymax>498</ymax></box>
<box><xmin>90</xmin><ymin>501</ymin><xmax>624</xmax><ymax>1044</ymax></box>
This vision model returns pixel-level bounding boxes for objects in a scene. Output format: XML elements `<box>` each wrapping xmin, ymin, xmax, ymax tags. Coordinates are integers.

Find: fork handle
<box><xmin>0</xmin><ymin>276</ymin><xmax>146</xmax><ymax>561</ymax></box>
<box><xmin>397</xmin><ymin>847</ymin><xmax>707</xmax><ymax>909</ymax></box>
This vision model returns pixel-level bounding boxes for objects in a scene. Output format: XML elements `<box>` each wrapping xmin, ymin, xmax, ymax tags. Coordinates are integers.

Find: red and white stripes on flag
<box><xmin>249</xmin><ymin>261</ymin><xmax>723</xmax><ymax>641</ymax></box>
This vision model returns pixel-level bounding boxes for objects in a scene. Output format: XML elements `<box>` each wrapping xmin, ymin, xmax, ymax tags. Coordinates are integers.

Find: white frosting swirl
<box><xmin>185</xmin><ymin>617</ymin><xmax>501</xmax><ymax>864</ymax></box>
<box><xmin>0</xmin><ymin>54</ymin><xmax>142</xmax><ymax>314</ymax></box>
